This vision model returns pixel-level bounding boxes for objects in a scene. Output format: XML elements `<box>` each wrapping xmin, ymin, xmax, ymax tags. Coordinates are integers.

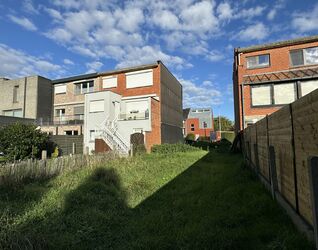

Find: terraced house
<box><xmin>233</xmin><ymin>35</ymin><xmax>318</xmax><ymax>133</ymax></box>
<box><xmin>37</xmin><ymin>61</ymin><xmax>183</xmax><ymax>153</ymax></box>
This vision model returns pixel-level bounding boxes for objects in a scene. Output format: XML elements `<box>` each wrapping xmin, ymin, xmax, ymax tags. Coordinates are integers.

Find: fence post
<box><xmin>72</xmin><ymin>143</ymin><xmax>76</xmax><ymax>155</ymax></box>
<box><xmin>254</xmin><ymin>143</ymin><xmax>259</xmax><ymax>175</ymax></box>
<box><xmin>269</xmin><ymin>146</ymin><xmax>278</xmax><ymax>199</ymax></box>
<box><xmin>308</xmin><ymin>156</ymin><xmax>318</xmax><ymax>249</ymax></box>
<box><xmin>41</xmin><ymin>150</ymin><xmax>47</xmax><ymax>160</ymax></box>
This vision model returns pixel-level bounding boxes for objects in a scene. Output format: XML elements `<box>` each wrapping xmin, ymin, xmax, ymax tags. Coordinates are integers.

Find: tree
<box><xmin>0</xmin><ymin>123</ymin><xmax>49</xmax><ymax>162</ymax></box>
<box><xmin>213</xmin><ymin>116</ymin><xmax>234</xmax><ymax>131</ymax></box>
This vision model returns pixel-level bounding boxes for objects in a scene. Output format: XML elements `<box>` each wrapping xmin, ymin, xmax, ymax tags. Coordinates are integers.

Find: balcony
<box><xmin>118</xmin><ymin>111</ymin><xmax>149</xmax><ymax>121</ymax></box>
<box><xmin>37</xmin><ymin>115</ymin><xmax>84</xmax><ymax>126</ymax></box>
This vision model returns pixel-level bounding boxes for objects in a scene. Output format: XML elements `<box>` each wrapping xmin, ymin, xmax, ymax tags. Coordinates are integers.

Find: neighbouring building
<box><xmin>36</xmin><ymin>61</ymin><xmax>183</xmax><ymax>153</ymax></box>
<box><xmin>233</xmin><ymin>35</ymin><xmax>318</xmax><ymax>133</ymax></box>
<box><xmin>0</xmin><ymin>76</ymin><xmax>52</xmax><ymax>119</ymax></box>
<box><xmin>183</xmin><ymin>108</ymin><xmax>214</xmax><ymax>139</ymax></box>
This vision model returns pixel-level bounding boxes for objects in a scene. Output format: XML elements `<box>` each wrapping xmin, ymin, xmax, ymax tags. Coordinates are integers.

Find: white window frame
<box><xmin>251</xmin><ymin>85</ymin><xmax>272</xmax><ymax>106</ymax></box>
<box><xmin>75</xmin><ymin>81</ymin><xmax>94</xmax><ymax>95</ymax></box>
<box><xmin>126</xmin><ymin>69</ymin><xmax>153</xmax><ymax>89</ymax></box>
<box><xmin>246</xmin><ymin>54</ymin><xmax>270</xmax><ymax>69</ymax></box>
<box><xmin>290</xmin><ymin>46</ymin><xmax>318</xmax><ymax>67</ymax></box>
<box><xmin>55</xmin><ymin>84</ymin><xmax>67</xmax><ymax>94</ymax></box>
<box><xmin>102</xmin><ymin>75</ymin><xmax>117</xmax><ymax>88</ymax></box>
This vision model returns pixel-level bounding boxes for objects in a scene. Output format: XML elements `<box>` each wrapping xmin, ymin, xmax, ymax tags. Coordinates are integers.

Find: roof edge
<box><xmin>236</xmin><ymin>35</ymin><xmax>318</xmax><ymax>53</ymax></box>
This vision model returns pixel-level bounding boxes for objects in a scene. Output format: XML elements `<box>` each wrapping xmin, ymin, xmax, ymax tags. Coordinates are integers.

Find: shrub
<box><xmin>0</xmin><ymin>123</ymin><xmax>49</xmax><ymax>162</ymax></box>
<box><xmin>151</xmin><ymin>143</ymin><xmax>200</xmax><ymax>154</ymax></box>
<box><xmin>132</xmin><ymin>144</ymin><xmax>147</xmax><ymax>156</ymax></box>
<box><xmin>185</xmin><ymin>133</ymin><xmax>195</xmax><ymax>141</ymax></box>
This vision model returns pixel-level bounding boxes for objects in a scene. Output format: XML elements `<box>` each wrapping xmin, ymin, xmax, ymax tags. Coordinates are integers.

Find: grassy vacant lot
<box><xmin>0</xmin><ymin>149</ymin><xmax>313</xmax><ymax>249</ymax></box>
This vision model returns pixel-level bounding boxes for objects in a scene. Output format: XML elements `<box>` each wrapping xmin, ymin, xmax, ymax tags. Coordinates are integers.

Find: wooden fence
<box><xmin>0</xmin><ymin>152</ymin><xmax>118</xmax><ymax>186</ymax></box>
<box><xmin>243</xmin><ymin>87</ymin><xmax>318</xmax><ymax>242</ymax></box>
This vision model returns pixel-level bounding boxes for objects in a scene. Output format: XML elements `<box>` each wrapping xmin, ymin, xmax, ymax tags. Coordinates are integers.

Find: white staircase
<box><xmin>97</xmin><ymin>116</ymin><xmax>130</xmax><ymax>156</ymax></box>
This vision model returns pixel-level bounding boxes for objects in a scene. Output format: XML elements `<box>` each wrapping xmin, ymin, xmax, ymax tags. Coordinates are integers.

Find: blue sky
<box><xmin>1</xmin><ymin>0</ymin><xmax>318</xmax><ymax>120</ymax></box>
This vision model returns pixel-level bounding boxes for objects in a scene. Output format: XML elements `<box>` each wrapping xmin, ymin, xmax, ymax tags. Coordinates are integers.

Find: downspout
<box><xmin>241</xmin><ymin>81</ymin><xmax>245</xmax><ymax>130</ymax></box>
<box><xmin>23</xmin><ymin>77</ymin><xmax>27</xmax><ymax>118</ymax></box>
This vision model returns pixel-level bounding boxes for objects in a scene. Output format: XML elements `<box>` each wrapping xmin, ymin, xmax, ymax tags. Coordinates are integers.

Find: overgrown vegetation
<box><xmin>151</xmin><ymin>143</ymin><xmax>200</xmax><ymax>154</ymax></box>
<box><xmin>0</xmin><ymin>123</ymin><xmax>49</xmax><ymax>162</ymax></box>
<box><xmin>214</xmin><ymin>116</ymin><xmax>234</xmax><ymax>131</ymax></box>
<box><xmin>0</xmin><ymin>148</ymin><xmax>313</xmax><ymax>249</ymax></box>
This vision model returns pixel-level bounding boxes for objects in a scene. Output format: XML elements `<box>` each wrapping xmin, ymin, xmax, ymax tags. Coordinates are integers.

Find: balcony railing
<box><xmin>37</xmin><ymin>115</ymin><xmax>84</xmax><ymax>126</ymax></box>
<box><xmin>118</xmin><ymin>111</ymin><xmax>149</xmax><ymax>121</ymax></box>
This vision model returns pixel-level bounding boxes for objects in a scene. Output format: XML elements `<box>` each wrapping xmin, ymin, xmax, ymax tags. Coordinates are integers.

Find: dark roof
<box><xmin>98</xmin><ymin>61</ymin><xmax>160</xmax><ymax>76</ymax></box>
<box><xmin>243</xmin><ymin>66</ymin><xmax>318</xmax><ymax>84</ymax></box>
<box><xmin>236</xmin><ymin>35</ymin><xmax>318</xmax><ymax>53</ymax></box>
<box><xmin>52</xmin><ymin>73</ymin><xmax>98</xmax><ymax>84</ymax></box>
<box><xmin>183</xmin><ymin>108</ymin><xmax>190</xmax><ymax>120</ymax></box>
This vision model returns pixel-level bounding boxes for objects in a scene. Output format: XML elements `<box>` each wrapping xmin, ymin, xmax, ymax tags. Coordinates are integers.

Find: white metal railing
<box><xmin>118</xmin><ymin>111</ymin><xmax>149</xmax><ymax>121</ymax></box>
<box><xmin>97</xmin><ymin>116</ymin><xmax>130</xmax><ymax>155</ymax></box>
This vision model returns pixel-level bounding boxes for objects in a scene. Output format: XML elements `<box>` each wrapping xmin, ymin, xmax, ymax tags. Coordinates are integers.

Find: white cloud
<box><xmin>63</xmin><ymin>58</ymin><xmax>74</xmax><ymax>65</ymax></box>
<box><xmin>181</xmin><ymin>78</ymin><xmax>222</xmax><ymax>108</ymax></box>
<box><xmin>267</xmin><ymin>0</ymin><xmax>285</xmax><ymax>20</ymax></box>
<box><xmin>206</xmin><ymin>50</ymin><xmax>224</xmax><ymax>62</ymax></box>
<box><xmin>292</xmin><ymin>4</ymin><xmax>318</xmax><ymax>32</ymax></box>
<box><xmin>23</xmin><ymin>0</ymin><xmax>39</xmax><ymax>14</ymax></box>
<box><xmin>236</xmin><ymin>22</ymin><xmax>269</xmax><ymax>41</ymax></box>
<box><xmin>8</xmin><ymin>15</ymin><xmax>37</xmax><ymax>31</ymax></box>
<box><xmin>86</xmin><ymin>61</ymin><xmax>103</xmax><ymax>73</ymax></box>
<box><xmin>44</xmin><ymin>8</ymin><xmax>63</xmax><ymax>20</ymax></box>
<box><xmin>217</xmin><ymin>2</ymin><xmax>233</xmax><ymax>20</ymax></box>
<box><xmin>0</xmin><ymin>43</ymin><xmax>63</xmax><ymax>78</ymax></box>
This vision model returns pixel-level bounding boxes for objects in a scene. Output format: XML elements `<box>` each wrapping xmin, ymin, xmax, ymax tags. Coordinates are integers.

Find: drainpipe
<box><xmin>241</xmin><ymin>81</ymin><xmax>245</xmax><ymax>130</ymax></box>
<box><xmin>23</xmin><ymin>77</ymin><xmax>27</xmax><ymax>118</ymax></box>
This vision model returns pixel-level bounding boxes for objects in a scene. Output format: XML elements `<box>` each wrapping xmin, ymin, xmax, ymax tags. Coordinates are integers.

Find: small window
<box><xmin>75</xmin><ymin>81</ymin><xmax>94</xmax><ymax>95</ymax></box>
<box><xmin>190</xmin><ymin>123</ymin><xmax>195</xmax><ymax>131</ymax></box>
<box><xmin>290</xmin><ymin>50</ymin><xmax>304</xmax><ymax>67</ymax></box>
<box><xmin>251</xmin><ymin>85</ymin><xmax>272</xmax><ymax>106</ymax></box>
<box><xmin>126</xmin><ymin>69</ymin><xmax>153</xmax><ymax>88</ymax></box>
<box><xmin>55</xmin><ymin>109</ymin><xmax>65</xmax><ymax>117</ymax></box>
<box><xmin>273</xmin><ymin>83</ymin><xmax>296</xmax><ymax>105</ymax></box>
<box><xmin>89</xmin><ymin>130</ymin><xmax>96</xmax><ymax>141</ymax></box>
<box><xmin>246</xmin><ymin>54</ymin><xmax>269</xmax><ymax>69</ymax></box>
<box><xmin>13</xmin><ymin>85</ymin><xmax>19</xmax><ymax>103</ymax></box>
<box><xmin>55</xmin><ymin>85</ymin><xmax>66</xmax><ymax>94</ymax></box>
<box><xmin>3</xmin><ymin>109</ymin><xmax>22</xmax><ymax>117</ymax></box>
<box><xmin>65</xmin><ymin>130</ymin><xmax>73</xmax><ymax>135</ymax></box>
<box><xmin>304</xmin><ymin>47</ymin><xmax>318</xmax><ymax>65</ymax></box>
<box><xmin>103</xmin><ymin>76</ymin><xmax>117</xmax><ymax>88</ymax></box>
<box><xmin>89</xmin><ymin>100</ymin><xmax>104</xmax><ymax>113</ymax></box>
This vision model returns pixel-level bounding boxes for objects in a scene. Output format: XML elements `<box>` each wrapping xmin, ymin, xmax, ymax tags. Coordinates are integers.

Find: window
<box><xmin>102</xmin><ymin>76</ymin><xmax>117</xmax><ymax>88</ymax></box>
<box><xmin>126</xmin><ymin>69</ymin><xmax>153</xmax><ymax>88</ymax></box>
<box><xmin>300</xmin><ymin>80</ymin><xmax>318</xmax><ymax>97</ymax></box>
<box><xmin>55</xmin><ymin>108</ymin><xmax>65</xmax><ymax>117</ymax></box>
<box><xmin>64</xmin><ymin>130</ymin><xmax>79</xmax><ymax>135</ymax></box>
<box><xmin>3</xmin><ymin>109</ymin><xmax>22</xmax><ymax>117</ymax></box>
<box><xmin>74</xmin><ymin>106</ymin><xmax>84</xmax><ymax>119</ymax></box>
<box><xmin>290</xmin><ymin>47</ymin><xmax>318</xmax><ymax>67</ymax></box>
<box><xmin>89</xmin><ymin>100</ymin><xmax>104</xmax><ymax>113</ymax></box>
<box><xmin>89</xmin><ymin>130</ymin><xmax>96</xmax><ymax>141</ymax></box>
<box><xmin>273</xmin><ymin>83</ymin><xmax>296</xmax><ymax>105</ymax></box>
<box><xmin>75</xmin><ymin>81</ymin><xmax>94</xmax><ymax>95</ymax></box>
<box><xmin>246</xmin><ymin>54</ymin><xmax>269</xmax><ymax>69</ymax></box>
<box><xmin>251</xmin><ymin>85</ymin><xmax>272</xmax><ymax>106</ymax></box>
<box><xmin>55</xmin><ymin>85</ymin><xmax>66</xmax><ymax>94</ymax></box>
<box><xmin>191</xmin><ymin>123</ymin><xmax>195</xmax><ymax>131</ymax></box>
<box><xmin>13</xmin><ymin>85</ymin><xmax>19</xmax><ymax>103</ymax></box>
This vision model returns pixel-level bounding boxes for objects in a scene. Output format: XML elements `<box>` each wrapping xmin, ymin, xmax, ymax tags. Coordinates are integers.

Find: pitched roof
<box><xmin>243</xmin><ymin>66</ymin><xmax>318</xmax><ymax>84</ymax></box>
<box><xmin>236</xmin><ymin>35</ymin><xmax>318</xmax><ymax>53</ymax></box>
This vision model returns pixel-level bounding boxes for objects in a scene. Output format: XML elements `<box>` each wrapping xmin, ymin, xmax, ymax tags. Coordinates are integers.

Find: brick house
<box><xmin>183</xmin><ymin>108</ymin><xmax>214</xmax><ymax>139</ymax></box>
<box><xmin>233</xmin><ymin>35</ymin><xmax>318</xmax><ymax>133</ymax></box>
<box><xmin>39</xmin><ymin>61</ymin><xmax>183</xmax><ymax>153</ymax></box>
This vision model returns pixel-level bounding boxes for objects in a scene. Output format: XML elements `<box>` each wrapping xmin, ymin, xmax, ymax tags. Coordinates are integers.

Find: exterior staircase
<box><xmin>97</xmin><ymin>116</ymin><xmax>130</xmax><ymax>156</ymax></box>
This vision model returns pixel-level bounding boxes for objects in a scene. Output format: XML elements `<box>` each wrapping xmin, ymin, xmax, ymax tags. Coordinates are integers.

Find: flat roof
<box><xmin>52</xmin><ymin>73</ymin><xmax>98</xmax><ymax>84</ymax></box>
<box><xmin>236</xmin><ymin>35</ymin><xmax>318</xmax><ymax>53</ymax></box>
<box><xmin>52</xmin><ymin>61</ymin><xmax>161</xmax><ymax>84</ymax></box>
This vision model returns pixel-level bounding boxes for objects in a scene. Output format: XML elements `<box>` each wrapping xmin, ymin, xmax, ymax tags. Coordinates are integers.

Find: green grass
<box><xmin>0</xmin><ymin>150</ymin><xmax>314</xmax><ymax>249</ymax></box>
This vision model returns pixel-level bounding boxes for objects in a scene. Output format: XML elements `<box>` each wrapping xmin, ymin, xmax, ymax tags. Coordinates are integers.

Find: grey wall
<box><xmin>0</xmin><ymin>115</ymin><xmax>35</xmax><ymax>127</ymax></box>
<box><xmin>50</xmin><ymin>135</ymin><xmax>83</xmax><ymax>155</ymax></box>
<box><xmin>160</xmin><ymin>63</ymin><xmax>183</xmax><ymax>143</ymax></box>
<box><xmin>0</xmin><ymin>76</ymin><xmax>52</xmax><ymax>119</ymax></box>
<box><xmin>188</xmin><ymin>109</ymin><xmax>213</xmax><ymax>129</ymax></box>
<box><xmin>37</xmin><ymin>76</ymin><xmax>53</xmax><ymax>119</ymax></box>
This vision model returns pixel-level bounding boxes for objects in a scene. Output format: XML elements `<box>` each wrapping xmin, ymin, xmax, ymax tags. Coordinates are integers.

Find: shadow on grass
<box><xmin>1</xmin><ymin>151</ymin><xmax>314</xmax><ymax>249</ymax></box>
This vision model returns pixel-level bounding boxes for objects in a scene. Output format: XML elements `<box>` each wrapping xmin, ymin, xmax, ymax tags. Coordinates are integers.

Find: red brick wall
<box><xmin>145</xmin><ymin>98</ymin><xmax>161</xmax><ymax>151</ymax></box>
<box><xmin>98</xmin><ymin>66</ymin><xmax>160</xmax><ymax>97</ymax></box>
<box><xmin>235</xmin><ymin>40</ymin><xmax>318</xmax><ymax>131</ymax></box>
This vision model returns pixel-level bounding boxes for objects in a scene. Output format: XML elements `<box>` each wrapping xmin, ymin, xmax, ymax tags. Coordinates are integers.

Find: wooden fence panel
<box><xmin>249</xmin><ymin>125</ymin><xmax>257</xmax><ymax>169</ymax></box>
<box><xmin>256</xmin><ymin>118</ymin><xmax>270</xmax><ymax>181</ymax></box>
<box><xmin>268</xmin><ymin>105</ymin><xmax>296</xmax><ymax>209</ymax></box>
<box><xmin>292</xmin><ymin>90</ymin><xmax>318</xmax><ymax>226</ymax></box>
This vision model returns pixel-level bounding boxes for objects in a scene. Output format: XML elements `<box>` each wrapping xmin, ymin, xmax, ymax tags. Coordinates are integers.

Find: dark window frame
<box><xmin>246</xmin><ymin>54</ymin><xmax>270</xmax><ymax>69</ymax></box>
<box><xmin>289</xmin><ymin>46</ymin><xmax>318</xmax><ymax>67</ymax></box>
